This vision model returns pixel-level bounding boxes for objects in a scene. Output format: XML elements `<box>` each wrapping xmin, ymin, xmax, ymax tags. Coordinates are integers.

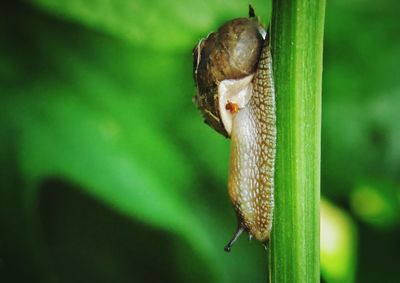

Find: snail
<box><xmin>193</xmin><ymin>6</ymin><xmax>276</xmax><ymax>252</ymax></box>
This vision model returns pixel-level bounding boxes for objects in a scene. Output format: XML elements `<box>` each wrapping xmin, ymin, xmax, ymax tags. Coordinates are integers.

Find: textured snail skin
<box><xmin>228</xmin><ymin>38</ymin><xmax>276</xmax><ymax>243</ymax></box>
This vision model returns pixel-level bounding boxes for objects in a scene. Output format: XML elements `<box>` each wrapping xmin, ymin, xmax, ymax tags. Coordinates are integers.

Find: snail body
<box><xmin>193</xmin><ymin>8</ymin><xmax>276</xmax><ymax>252</ymax></box>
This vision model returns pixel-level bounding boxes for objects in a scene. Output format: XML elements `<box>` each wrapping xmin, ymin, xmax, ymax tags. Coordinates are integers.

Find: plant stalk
<box><xmin>269</xmin><ymin>0</ymin><xmax>325</xmax><ymax>282</ymax></box>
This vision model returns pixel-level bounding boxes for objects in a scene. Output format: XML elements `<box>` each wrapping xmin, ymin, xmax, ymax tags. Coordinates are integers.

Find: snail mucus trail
<box><xmin>192</xmin><ymin>7</ymin><xmax>276</xmax><ymax>252</ymax></box>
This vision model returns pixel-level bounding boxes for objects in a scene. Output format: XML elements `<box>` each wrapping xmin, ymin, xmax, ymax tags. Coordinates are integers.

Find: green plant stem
<box><xmin>269</xmin><ymin>0</ymin><xmax>325</xmax><ymax>282</ymax></box>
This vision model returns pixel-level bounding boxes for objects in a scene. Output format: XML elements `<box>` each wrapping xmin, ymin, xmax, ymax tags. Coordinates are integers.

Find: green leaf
<box><xmin>321</xmin><ymin>199</ymin><xmax>357</xmax><ymax>283</ymax></box>
<box><xmin>27</xmin><ymin>0</ymin><xmax>270</xmax><ymax>52</ymax></box>
<box><xmin>351</xmin><ymin>181</ymin><xmax>400</xmax><ymax>228</ymax></box>
<box><xmin>0</xmin><ymin>3</ymin><xmax>269</xmax><ymax>282</ymax></box>
<box><xmin>321</xmin><ymin>0</ymin><xmax>400</xmax><ymax>197</ymax></box>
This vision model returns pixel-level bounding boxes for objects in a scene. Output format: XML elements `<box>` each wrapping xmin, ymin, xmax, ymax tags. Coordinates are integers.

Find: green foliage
<box><xmin>28</xmin><ymin>0</ymin><xmax>269</xmax><ymax>52</ymax></box>
<box><xmin>321</xmin><ymin>199</ymin><xmax>357</xmax><ymax>283</ymax></box>
<box><xmin>322</xmin><ymin>1</ymin><xmax>400</xmax><ymax>282</ymax></box>
<box><xmin>0</xmin><ymin>1</ymin><xmax>270</xmax><ymax>282</ymax></box>
<box><xmin>0</xmin><ymin>0</ymin><xmax>399</xmax><ymax>282</ymax></box>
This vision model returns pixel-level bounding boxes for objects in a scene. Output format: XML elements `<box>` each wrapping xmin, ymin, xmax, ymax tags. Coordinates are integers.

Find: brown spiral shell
<box><xmin>193</xmin><ymin>17</ymin><xmax>264</xmax><ymax>137</ymax></box>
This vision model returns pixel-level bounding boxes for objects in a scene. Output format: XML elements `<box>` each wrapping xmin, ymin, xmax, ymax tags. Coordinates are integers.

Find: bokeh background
<box><xmin>1</xmin><ymin>0</ymin><xmax>399</xmax><ymax>282</ymax></box>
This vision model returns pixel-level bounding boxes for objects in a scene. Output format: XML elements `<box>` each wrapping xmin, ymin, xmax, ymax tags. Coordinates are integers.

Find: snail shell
<box><xmin>193</xmin><ymin>12</ymin><xmax>276</xmax><ymax>252</ymax></box>
<box><xmin>193</xmin><ymin>17</ymin><xmax>265</xmax><ymax>137</ymax></box>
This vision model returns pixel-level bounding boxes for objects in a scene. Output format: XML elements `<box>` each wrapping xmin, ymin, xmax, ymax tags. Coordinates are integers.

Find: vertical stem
<box><xmin>269</xmin><ymin>0</ymin><xmax>325</xmax><ymax>282</ymax></box>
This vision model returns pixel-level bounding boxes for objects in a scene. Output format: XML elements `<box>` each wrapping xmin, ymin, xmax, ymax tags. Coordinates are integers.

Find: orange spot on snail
<box><xmin>225</xmin><ymin>101</ymin><xmax>239</xmax><ymax>114</ymax></box>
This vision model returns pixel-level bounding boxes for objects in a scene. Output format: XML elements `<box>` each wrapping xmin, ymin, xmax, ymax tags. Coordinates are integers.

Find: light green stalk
<box><xmin>269</xmin><ymin>0</ymin><xmax>326</xmax><ymax>282</ymax></box>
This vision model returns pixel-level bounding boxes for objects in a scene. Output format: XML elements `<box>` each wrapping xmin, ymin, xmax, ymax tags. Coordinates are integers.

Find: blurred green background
<box><xmin>0</xmin><ymin>0</ymin><xmax>399</xmax><ymax>282</ymax></box>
